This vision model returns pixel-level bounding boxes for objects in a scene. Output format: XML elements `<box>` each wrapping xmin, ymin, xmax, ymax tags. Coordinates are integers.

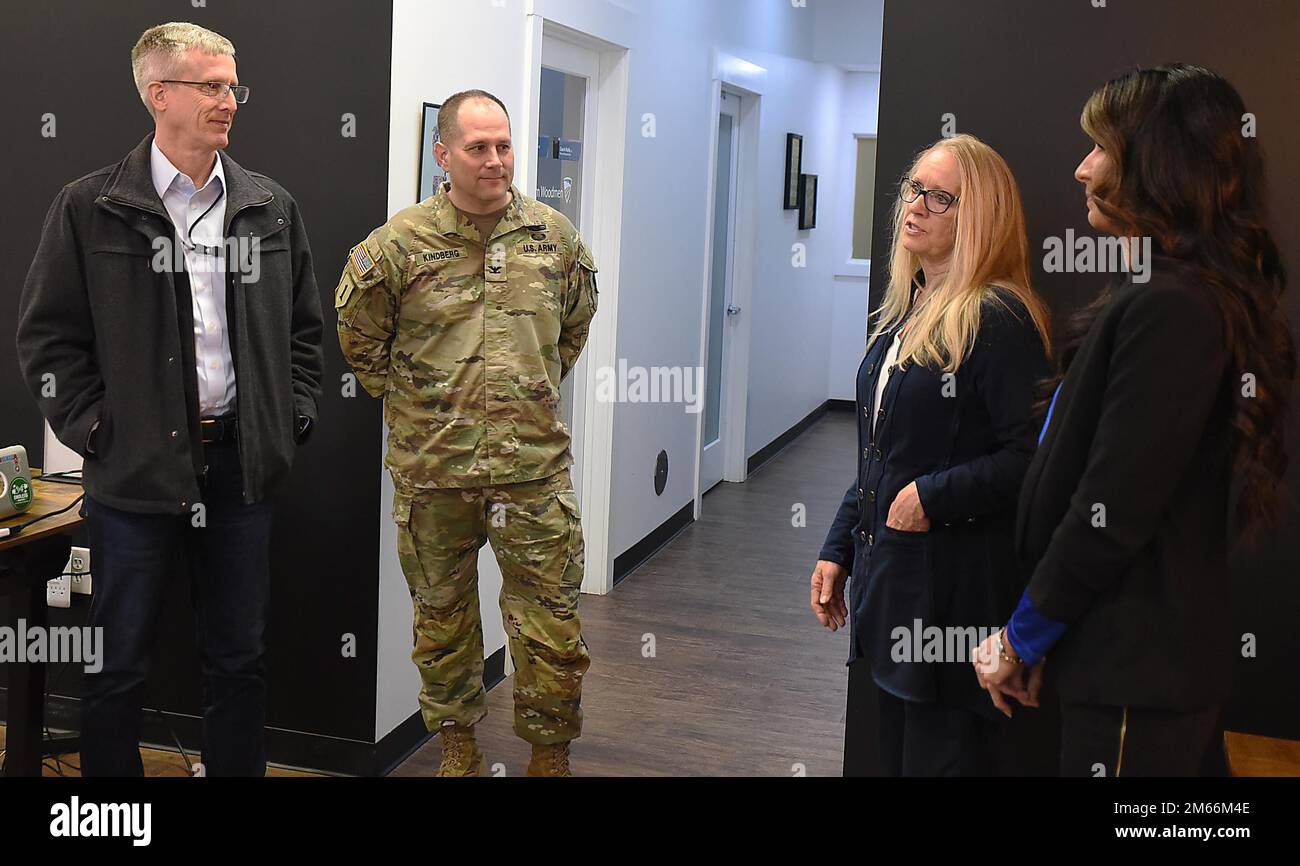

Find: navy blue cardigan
<box><xmin>820</xmin><ymin>289</ymin><xmax>1049</xmax><ymax>713</ymax></box>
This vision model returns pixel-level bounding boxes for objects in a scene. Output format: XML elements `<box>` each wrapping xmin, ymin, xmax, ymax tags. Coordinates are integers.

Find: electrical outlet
<box><xmin>47</xmin><ymin>575</ymin><xmax>71</xmax><ymax>609</ymax></box>
<box><xmin>68</xmin><ymin>545</ymin><xmax>91</xmax><ymax>595</ymax></box>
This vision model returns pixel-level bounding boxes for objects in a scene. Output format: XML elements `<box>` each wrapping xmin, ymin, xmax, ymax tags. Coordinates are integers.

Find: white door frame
<box><xmin>692</xmin><ymin>52</ymin><xmax>767</xmax><ymax>519</ymax></box>
<box><xmin>698</xmin><ymin>90</ymin><xmax>741</xmax><ymax>494</ymax></box>
<box><xmin>521</xmin><ymin>9</ymin><xmax>630</xmax><ymax>597</ymax></box>
<box><xmin>539</xmin><ymin>35</ymin><xmax>599</xmax><ymax>512</ymax></box>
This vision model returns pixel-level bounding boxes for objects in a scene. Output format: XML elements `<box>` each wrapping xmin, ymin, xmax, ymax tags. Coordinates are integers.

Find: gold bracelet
<box><xmin>997</xmin><ymin>628</ymin><xmax>1023</xmax><ymax>665</ymax></box>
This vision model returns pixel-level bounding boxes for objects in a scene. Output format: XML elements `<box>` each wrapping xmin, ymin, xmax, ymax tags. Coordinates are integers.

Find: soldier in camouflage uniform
<box><xmin>335</xmin><ymin>90</ymin><xmax>597</xmax><ymax>777</ymax></box>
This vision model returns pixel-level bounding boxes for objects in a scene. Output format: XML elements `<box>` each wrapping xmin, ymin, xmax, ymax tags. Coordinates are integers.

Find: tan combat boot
<box><xmin>437</xmin><ymin>723</ymin><xmax>486</xmax><ymax>777</ymax></box>
<box><xmin>526</xmin><ymin>741</ymin><xmax>572</xmax><ymax>777</ymax></box>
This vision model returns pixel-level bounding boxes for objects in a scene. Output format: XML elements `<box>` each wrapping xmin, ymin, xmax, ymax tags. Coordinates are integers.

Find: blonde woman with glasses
<box><xmin>811</xmin><ymin>134</ymin><xmax>1051</xmax><ymax>776</ymax></box>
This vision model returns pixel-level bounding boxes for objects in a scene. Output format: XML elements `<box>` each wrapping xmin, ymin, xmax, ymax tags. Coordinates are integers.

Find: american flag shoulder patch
<box><xmin>349</xmin><ymin>242</ymin><xmax>378</xmax><ymax>279</ymax></box>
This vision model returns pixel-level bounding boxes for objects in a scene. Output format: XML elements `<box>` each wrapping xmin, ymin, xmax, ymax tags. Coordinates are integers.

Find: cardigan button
<box><xmin>874</xmin><ymin>448</ymin><xmax>882</xmax><ymax>460</ymax></box>
<box><xmin>863</xmin><ymin>448</ymin><xmax>869</xmax><ymax>459</ymax></box>
<box><xmin>867</xmin><ymin>363</ymin><xmax>875</xmax><ymax>375</ymax></box>
<box><xmin>868</xmin><ymin>490</ymin><xmax>876</xmax><ymax>502</ymax></box>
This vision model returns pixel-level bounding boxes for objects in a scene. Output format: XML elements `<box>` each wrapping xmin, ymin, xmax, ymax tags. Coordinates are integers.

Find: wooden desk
<box><xmin>0</xmin><ymin>471</ymin><xmax>85</xmax><ymax>777</ymax></box>
<box><xmin>0</xmin><ymin>471</ymin><xmax>86</xmax><ymax>549</ymax></box>
<box><xmin>1224</xmin><ymin>730</ymin><xmax>1300</xmax><ymax>777</ymax></box>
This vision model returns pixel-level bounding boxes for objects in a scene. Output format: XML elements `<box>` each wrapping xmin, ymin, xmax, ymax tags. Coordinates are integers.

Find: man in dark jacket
<box><xmin>15</xmin><ymin>22</ymin><xmax>323</xmax><ymax>776</ymax></box>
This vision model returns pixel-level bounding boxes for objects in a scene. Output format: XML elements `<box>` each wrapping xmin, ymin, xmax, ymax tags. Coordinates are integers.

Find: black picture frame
<box><xmin>798</xmin><ymin>173</ymin><xmax>818</xmax><ymax>230</ymax></box>
<box><xmin>783</xmin><ymin>132</ymin><xmax>803</xmax><ymax>210</ymax></box>
<box><xmin>418</xmin><ymin>102</ymin><xmax>446</xmax><ymax>203</ymax></box>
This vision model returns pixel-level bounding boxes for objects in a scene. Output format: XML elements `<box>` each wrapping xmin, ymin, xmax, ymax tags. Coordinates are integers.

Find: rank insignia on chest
<box><xmin>485</xmin><ymin>260</ymin><xmax>508</xmax><ymax>283</ymax></box>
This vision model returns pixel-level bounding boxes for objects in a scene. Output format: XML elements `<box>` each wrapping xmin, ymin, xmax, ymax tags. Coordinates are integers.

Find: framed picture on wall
<box><xmin>784</xmin><ymin>133</ymin><xmax>803</xmax><ymax>210</ymax></box>
<box><xmin>418</xmin><ymin>102</ymin><xmax>446</xmax><ymax>203</ymax></box>
<box><xmin>798</xmin><ymin>173</ymin><xmax>818</xmax><ymax>230</ymax></box>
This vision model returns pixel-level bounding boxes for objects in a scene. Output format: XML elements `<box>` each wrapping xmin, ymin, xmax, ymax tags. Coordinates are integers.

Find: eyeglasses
<box><xmin>900</xmin><ymin>177</ymin><xmax>959</xmax><ymax>214</ymax></box>
<box><xmin>158</xmin><ymin>80</ymin><xmax>251</xmax><ymax>104</ymax></box>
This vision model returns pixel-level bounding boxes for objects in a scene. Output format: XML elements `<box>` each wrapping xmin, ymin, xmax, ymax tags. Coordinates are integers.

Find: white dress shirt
<box><xmin>150</xmin><ymin>141</ymin><xmax>236</xmax><ymax>417</ymax></box>
<box><xmin>874</xmin><ymin>287</ymin><xmax>927</xmax><ymax>436</ymax></box>
<box><xmin>873</xmin><ymin>331</ymin><xmax>903</xmax><ymax>437</ymax></box>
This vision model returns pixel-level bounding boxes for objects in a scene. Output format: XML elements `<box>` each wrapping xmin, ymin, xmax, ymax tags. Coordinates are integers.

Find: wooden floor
<box><xmin>391</xmin><ymin>410</ymin><xmax>857</xmax><ymax>777</ymax></box>
<box><xmin>0</xmin><ymin>725</ymin><xmax>317</xmax><ymax>777</ymax></box>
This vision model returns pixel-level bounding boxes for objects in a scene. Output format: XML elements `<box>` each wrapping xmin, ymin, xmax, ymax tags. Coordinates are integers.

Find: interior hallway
<box><xmin>391</xmin><ymin>409</ymin><xmax>857</xmax><ymax>777</ymax></box>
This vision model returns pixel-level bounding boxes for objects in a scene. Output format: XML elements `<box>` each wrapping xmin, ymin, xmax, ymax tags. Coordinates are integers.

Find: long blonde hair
<box><xmin>870</xmin><ymin>134</ymin><xmax>1051</xmax><ymax>371</ymax></box>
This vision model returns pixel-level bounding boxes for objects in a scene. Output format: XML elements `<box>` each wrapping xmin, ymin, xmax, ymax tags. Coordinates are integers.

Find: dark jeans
<box><xmin>81</xmin><ymin>439</ymin><xmax>273</xmax><ymax>776</ymax></box>
<box><xmin>877</xmin><ymin>686</ymin><xmax>999</xmax><ymax>776</ymax></box>
<box><xmin>1060</xmin><ymin>701</ymin><xmax>1220</xmax><ymax>777</ymax></box>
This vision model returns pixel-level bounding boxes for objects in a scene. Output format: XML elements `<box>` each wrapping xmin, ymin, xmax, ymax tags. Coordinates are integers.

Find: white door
<box><xmin>699</xmin><ymin>90</ymin><xmax>742</xmax><ymax>493</ymax></box>
<box><xmin>540</xmin><ymin>36</ymin><xmax>599</xmax><ymax>497</ymax></box>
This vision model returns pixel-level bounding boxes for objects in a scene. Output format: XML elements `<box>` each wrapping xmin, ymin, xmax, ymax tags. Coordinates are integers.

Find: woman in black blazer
<box><xmin>812</xmin><ymin>134</ymin><xmax>1052</xmax><ymax>776</ymax></box>
<box><xmin>975</xmin><ymin>65</ymin><xmax>1295</xmax><ymax>776</ymax></box>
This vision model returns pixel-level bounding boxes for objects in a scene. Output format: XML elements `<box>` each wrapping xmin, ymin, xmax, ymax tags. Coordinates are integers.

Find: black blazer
<box><xmin>1017</xmin><ymin>259</ymin><xmax>1234</xmax><ymax>710</ymax></box>
<box><xmin>820</xmin><ymin>288</ymin><xmax>1049</xmax><ymax>713</ymax></box>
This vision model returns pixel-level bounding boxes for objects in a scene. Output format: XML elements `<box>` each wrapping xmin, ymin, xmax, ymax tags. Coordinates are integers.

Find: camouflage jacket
<box><xmin>335</xmin><ymin>185</ymin><xmax>598</xmax><ymax>489</ymax></box>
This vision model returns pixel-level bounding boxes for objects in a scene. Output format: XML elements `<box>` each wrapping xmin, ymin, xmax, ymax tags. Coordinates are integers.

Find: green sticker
<box><xmin>10</xmin><ymin>477</ymin><xmax>32</xmax><ymax>509</ymax></box>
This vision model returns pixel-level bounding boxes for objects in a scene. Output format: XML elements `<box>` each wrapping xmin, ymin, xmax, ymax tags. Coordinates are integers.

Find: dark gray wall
<box><xmin>848</xmin><ymin>0</ymin><xmax>1300</xmax><ymax>775</ymax></box>
<box><xmin>0</xmin><ymin>0</ymin><xmax>393</xmax><ymax>758</ymax></box>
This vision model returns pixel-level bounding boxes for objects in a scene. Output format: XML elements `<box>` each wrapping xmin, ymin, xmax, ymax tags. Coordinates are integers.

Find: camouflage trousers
<box><xmin>392</xmin><ymin>469</ymin><xmax>590</xmax><ymax>744</ymax></box>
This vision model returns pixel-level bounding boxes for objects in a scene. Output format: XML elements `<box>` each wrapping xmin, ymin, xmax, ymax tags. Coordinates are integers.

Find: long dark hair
<box><xmin>1049</xmin><ymin>64</ymin><xmax>1294</xmax><ymax>545</ymax></box>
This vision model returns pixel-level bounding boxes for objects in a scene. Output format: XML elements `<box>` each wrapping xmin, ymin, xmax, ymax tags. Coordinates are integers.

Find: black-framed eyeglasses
<box><xmin>159</xmin><ymin>80</ymin><xmax>250</xmax><ymax>104</ymax></box>
<box><xmin>900</xmin><ymin>177</ymin><xmax>959</xmax><ymax>214</ymax></box>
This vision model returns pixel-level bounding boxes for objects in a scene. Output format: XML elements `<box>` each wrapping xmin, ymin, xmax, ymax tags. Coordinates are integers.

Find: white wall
<box><xmin>737</xmin><ymin>56</ymin><xmax>843</xmax><ymax>458</ymax></box>
<box><xmin>814</xmin><ymin>0</ymin><xmax>884</xmax><ymax>71</ymax></box>
<box><xmin>377</xmin><ymin>0</ymin><xmax>881</xmax><ymax>740</ymax></box>
<box><xmin>604</xmin><ymin>3</ymin><xmax>717</xmax><ymax>557</ymax></box>
<box><xmin>827</xmin><ymin>70</ymin><xmax>880</xmax><ymax>401</ymax></box>
<box><xmin>605</xmin><ymin>0</ymin><xmax>880</xmax><ymax>557</ymax></box>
